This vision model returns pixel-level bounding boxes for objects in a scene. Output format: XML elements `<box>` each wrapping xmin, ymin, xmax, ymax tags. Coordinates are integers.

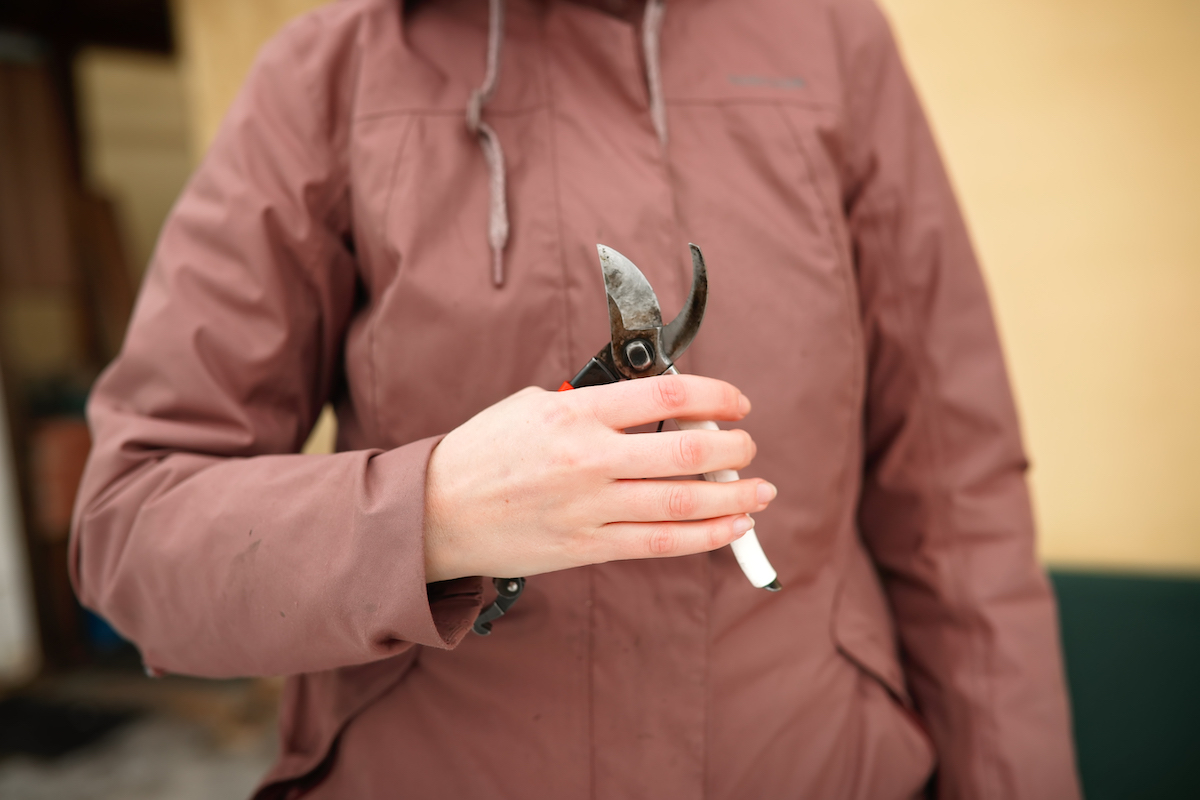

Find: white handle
<box><xmin>674</xmin><ymin>418</ymin><xmax>780</xmax><ymax>590</ymax></box>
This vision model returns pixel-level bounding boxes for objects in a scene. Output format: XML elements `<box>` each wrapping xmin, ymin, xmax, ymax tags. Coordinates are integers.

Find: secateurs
<box><xmin>472</xmin><ymin>244</ymin><xmax>780</xmax><ymax>635</ymax></box>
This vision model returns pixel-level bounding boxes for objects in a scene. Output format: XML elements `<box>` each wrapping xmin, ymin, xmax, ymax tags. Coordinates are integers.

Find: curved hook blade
<box><xmin>660</xmin><ymin>243</ymin><xmax>708</xmax><ymax>361</ymax></box>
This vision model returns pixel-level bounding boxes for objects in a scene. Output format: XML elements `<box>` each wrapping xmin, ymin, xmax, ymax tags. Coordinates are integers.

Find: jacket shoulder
<box><xmin>249</xmin><ymin>0</ymin><xmax>402</xmax><ymax>106</ymax></box>
<box><xmin>263</xmin><ymin>0</ymin><xmax>395</xmax><ymax>56</ymax></box>
<box><xmin>228</xmin><ymin>0</ymin><xmax>404</xmax><ymax>157</ymax></box>
<box><xmin>817</xmin><ymin>0</ymin><xmax>898</xmax><ymax>58</ymax></box>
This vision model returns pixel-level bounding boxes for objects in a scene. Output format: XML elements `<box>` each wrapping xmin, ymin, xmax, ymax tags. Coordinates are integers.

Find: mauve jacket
<box><xmin>69</xmin><ymin>0</ymin><xmax>1081</xmax><ymax>797</ymax></box>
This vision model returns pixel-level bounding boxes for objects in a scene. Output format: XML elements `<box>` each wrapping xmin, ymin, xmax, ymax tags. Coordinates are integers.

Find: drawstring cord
<box><xmin>466</xmin><ymin>0</ymin><xmax>669</xmax><ymax>287</ymax></box>
<box><xmin>642</xmin><ymin>0</ymin><xmax>668</xmax><ymax>147</ymax></box>
<box><xmin>466</xmin><ymin>0</ymin><xmax>510</xmax><ymax>286</ymax></box>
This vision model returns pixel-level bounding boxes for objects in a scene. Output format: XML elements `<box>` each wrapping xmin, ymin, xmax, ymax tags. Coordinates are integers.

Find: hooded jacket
<box><xmin>70</xmin><ymin>0</ymin><xmax>1081</xmax><ymax>797</ymax></box>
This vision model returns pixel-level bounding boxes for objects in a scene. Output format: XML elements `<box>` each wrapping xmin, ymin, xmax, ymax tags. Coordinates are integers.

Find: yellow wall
<box><xmin>75</xmin><ymin>48</ymin><xmax>193</xmax><ymax>276</ymax></box>
<box><xmin>173</xmin><ymin>0</ymin><xmax>1200</xmax><ymax>573</ymax></box>
<box><xmin>878</xmin><ymin>0</ymin><xmax>1200</xmax><ymax>573</ymax></box>
<box><xmin>171</xmin><ymin>0</ymin><xmax>329</xmax><ymax>158</ymax></box>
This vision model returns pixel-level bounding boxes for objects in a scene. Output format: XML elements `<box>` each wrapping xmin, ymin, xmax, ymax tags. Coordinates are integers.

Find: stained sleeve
<box><xmin>836</xmin><ymin>3</ymin><xmax>1082</xmax><ymax>797</ymax></box>
<box><xmin>69</xmin><ymin>14</ymin><xmax>482</xmax><ymax>679</ymax></box>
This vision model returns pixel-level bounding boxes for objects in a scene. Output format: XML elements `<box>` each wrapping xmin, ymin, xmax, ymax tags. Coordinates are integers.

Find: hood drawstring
<box><xmin>643</xmin><ymin>0</ymin><xmax>668</xmax><ymax>147</ymax></box>
<box><xmin>467</xmin><ymin>0</ymin><xmax>510</xmax><ymax>286</ymax></box>
<box><xmin>466</xmin><ymin>0</ymin><xmax>669</xmax><ymax>286</ymax></box>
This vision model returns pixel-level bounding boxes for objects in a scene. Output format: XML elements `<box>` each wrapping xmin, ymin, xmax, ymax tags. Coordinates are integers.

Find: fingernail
<box><xmin>733</xmin><ymin>515</ymin><xmax>754</xmax><ymax>534</ymax></box>
<box><xmin>738</xmin><ymin>394</ymin><xmax>751</xmax><ymax>415</ymax></box>
<box><xmin>756</xmin><ymin>482</ymin><xmax>777</xmax><ymax>505</ymax></box>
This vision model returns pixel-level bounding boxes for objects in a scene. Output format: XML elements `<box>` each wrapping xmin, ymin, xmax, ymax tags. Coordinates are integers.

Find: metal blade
<box><xmin>660</xmin><ymin>243</ymin><xmax>708</xmax><ymax>362</ymax></box>
<box><xmin>597</xmin><ymin>245</ymin><xmax>662</xmax><ymax>332</ymax></box>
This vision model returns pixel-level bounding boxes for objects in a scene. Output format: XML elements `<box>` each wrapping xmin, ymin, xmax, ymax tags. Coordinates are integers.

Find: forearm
<box><xmin>73</xmin><ymin>431</ymin><xmax>482</xmax><ymax>678</ymax></box>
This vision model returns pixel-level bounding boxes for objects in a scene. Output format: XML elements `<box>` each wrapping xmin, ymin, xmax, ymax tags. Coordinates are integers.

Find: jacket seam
<box><xmin>281</xmin><ymin>7</ymin><xmax>356</xmax><ymax>283</ymax></box>
<box><xmin>587</xmin><ymin>567</ymin><xmax>596</xmax><ymax>800</ymax></box>
<box><xmin>354</xmin><ymin>104</ymin><xmax>547</xmax><ymax>122</ymax></box>
<box><xmin>536</xmin><ymin>19</ymin><xmax>574</xmax><ymax>389</ymax></box>
<box><xmin>535</xmin><ymin>22</ymin><xmax>586</xmax><ymax>795</ymax></box>
<box><xmin>280</xmin><ymin>24</ymin><xmax>358</xmax><ymax>436</ymax></box>
<box><xmin>778</xmin><ymin>104</ymin><xmax>905</xmax><ymax>704</ymax></box>
<box><xmin>351</xmin><ymin>97</ymin><xmax>835</xmax><ymax>122</ymax></box>
<box><xmin>775</xmin><ymin>102</ymin><xmax>866</xmax><ymax>549</ymax></box>
<box><xmin>372</xmin><ymin>115</ymin><xmax>418</xmax><ymax>443</ymax></box>
<box><xmin>668</xmin><ymin>97</ymin><xmax>835</xmax><ymax>111</ymax></box>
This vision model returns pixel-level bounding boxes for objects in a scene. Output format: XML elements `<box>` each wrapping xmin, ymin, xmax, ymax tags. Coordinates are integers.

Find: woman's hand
<box><xmin>423</xmin><ymin>374</ymin><xmax>776</xmax><ymax>582</ymax></box>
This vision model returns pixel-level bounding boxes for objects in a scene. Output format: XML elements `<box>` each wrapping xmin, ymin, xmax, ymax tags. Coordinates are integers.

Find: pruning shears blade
<box><xmin>473</xmin><ymin>241</ymin><xmax>777</xmax><ymax>636</ymax></box>
<box><xmin>660</xmin><ymin>244</ymin><xmax>708</xmax><ymax>363</ymax></box>
<box><xmin>597</xmin><ymin>243</ymin><xmax>708</xmax><ymax>376</ymax></box>
<box><xmin>597</xmin><ymin>245</ymin><xmax>663</xmax><ymax>333</ymax></box>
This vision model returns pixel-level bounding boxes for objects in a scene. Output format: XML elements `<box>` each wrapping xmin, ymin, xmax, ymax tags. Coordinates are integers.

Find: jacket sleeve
<box><xmin>69</xmin><ymin>14</ymin><xmax>482</xmax><ymax>679</ymax></box>
<box><xmin>836</xmin><ymin>4</ymin><xmax>1081</xmax><ymax>798</ymax></box>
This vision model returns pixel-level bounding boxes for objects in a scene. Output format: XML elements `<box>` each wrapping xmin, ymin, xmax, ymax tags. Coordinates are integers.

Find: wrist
<box><xmin>423</xmin><ymin>444</ymin><xmax>464</xmax><ymax>584</ymax></box>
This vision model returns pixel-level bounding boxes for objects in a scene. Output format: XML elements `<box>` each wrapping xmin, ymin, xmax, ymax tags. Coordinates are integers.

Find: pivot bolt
<box><xmin>623</xmin><ymin>339</ymin><xmax>655</xmax><ymax>372</ymax></box>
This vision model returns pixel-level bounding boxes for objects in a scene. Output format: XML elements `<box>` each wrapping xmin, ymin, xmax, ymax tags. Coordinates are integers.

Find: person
<box><xmin>70</xmin><ymin>0</ymin><xmax>1081</xmax><ymax>797</ymax></box>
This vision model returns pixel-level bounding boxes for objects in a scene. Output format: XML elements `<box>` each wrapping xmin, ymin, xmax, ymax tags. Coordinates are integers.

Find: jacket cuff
<box><xmin>365</xmin><ymin>436</ymin><xmax>483</xmax><ymax>651</ymax></box>
<box><xmin>426</xmin><ymin>577</ymin><xmax>485</xmax><ymax>646</ymax></box>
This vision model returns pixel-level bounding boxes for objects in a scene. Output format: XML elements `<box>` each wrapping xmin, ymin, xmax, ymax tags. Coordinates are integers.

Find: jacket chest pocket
<box><xmin>668</xmin><ymin>102</ymin><xmax>866</xmax><ymax>568</ymax></box>
<box><xmin>346</xmin><ymin>110</ymin><xmax>570</xmax><ymax>447</ymax></box>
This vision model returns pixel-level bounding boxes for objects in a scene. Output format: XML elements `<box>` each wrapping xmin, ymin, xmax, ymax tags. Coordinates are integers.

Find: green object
<box><xmin>1051</xmin><ymin>570</ymin><xmax>1200</xmax><ymax>799</ymax></box>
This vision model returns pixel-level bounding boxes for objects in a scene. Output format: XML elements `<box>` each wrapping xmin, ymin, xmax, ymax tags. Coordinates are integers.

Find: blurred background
<box><xmin>0</xmin><ymin>0</ymin><xmax>1195</xmax><ymax>797</ymax></box>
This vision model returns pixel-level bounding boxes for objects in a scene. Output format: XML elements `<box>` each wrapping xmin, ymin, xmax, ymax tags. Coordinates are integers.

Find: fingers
<box><xmin>596</xmin><ymin>514</ymin><xmax>757</xmax><ymax>562</ymax></box>
<box><xmin>576</xmin><ymin>374</ymin><xmax>749</xmax><ymax>431</ymax></box>
<box><xmin>606</xmin><ymin>427</ymin><xmax>757</xmax><ymax>479</ymax></box>
<box><xmin>602</xmin><ymin>478</ymin><xmax>776</xmax><ymax>522</ymax></box>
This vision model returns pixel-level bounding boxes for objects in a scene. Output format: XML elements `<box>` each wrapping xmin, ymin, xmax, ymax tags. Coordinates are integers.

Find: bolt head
<box><xmin>624</xmin><ymin>339</ymin><xmax>654</xmax><ymax>371</ymax></box>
